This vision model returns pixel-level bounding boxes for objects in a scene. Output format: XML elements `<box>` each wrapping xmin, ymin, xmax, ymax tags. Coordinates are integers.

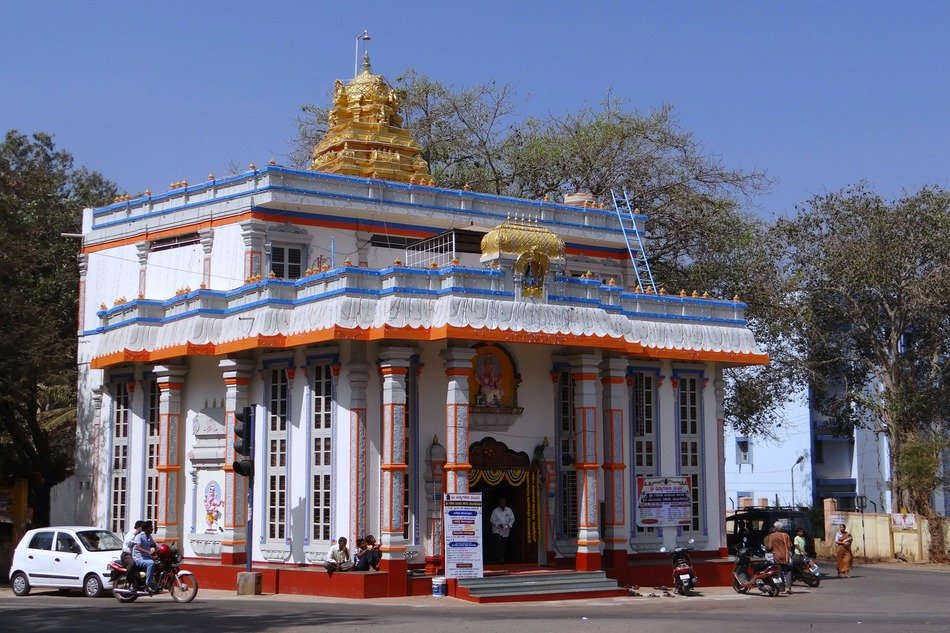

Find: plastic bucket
<box><xmin>432</xmin><ymin>576</ymin><xmax>447</xmax><ymax>597</ymax></box>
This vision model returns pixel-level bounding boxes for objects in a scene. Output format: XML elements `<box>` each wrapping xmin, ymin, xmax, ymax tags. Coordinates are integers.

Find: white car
<box><xmin>9</xmin><ymin>526</ymin><xmax>123</xmax><ymax>597</ymax></box>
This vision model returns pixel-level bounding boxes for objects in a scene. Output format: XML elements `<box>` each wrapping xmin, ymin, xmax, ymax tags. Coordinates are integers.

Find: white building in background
<box><xmin>724</xmin><ymin>392</ymin><xmax>813</xmax><ymax>509</ymax></box>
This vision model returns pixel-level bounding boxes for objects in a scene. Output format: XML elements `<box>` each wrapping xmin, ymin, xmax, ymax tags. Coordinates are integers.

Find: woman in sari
<box><xmin>835</xmin><ymin>524</ymin><xmax>854</xmax><ymax>577</ymax></box>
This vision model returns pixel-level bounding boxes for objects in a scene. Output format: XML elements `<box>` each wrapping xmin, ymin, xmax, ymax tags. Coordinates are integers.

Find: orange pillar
<box><xmin>571</xmin><ymin>353</ymin><xmax>603</xmax><ymax>571</ymax></box>
<box><xmin>601</xmin><ymin>358</ymin><xmax>629</xmax><ymax>571</ymax></box>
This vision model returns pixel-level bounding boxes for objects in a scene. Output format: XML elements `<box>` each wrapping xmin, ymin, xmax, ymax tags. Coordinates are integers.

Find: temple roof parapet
<box><xmin>86</xmin><ymin>263</ymin><xmax>765</xmax><ymax>369</ymax></box>
<box><xmin>82</xmin><ymin>166</ymin><xmax>647</xmax><ymax>251</ymax></box>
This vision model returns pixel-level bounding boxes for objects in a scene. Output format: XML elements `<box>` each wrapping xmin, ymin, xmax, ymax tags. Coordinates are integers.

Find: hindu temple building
<box><xmin>62</xmin><ymin>54</ymin><xmax>767</xmax><ymax>598</ymax></box>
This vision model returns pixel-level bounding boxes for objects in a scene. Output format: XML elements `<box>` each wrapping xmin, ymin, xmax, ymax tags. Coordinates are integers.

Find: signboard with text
<box><xmin>443</xmin><ymin>492</ymin><xmax>484</xmax><ymax>579</ymax></box>
<box><xmin>636</xmin><ymin>476</ymin><xmax>692</xmax><ymax>527</ymax></box>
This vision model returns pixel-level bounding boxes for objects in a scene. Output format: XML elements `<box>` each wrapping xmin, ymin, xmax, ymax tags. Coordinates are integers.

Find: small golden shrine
<box><xmin>310</xmin><ymin>53</ymin><xmax>432</xmax><ymax>185</ymax></box>
<box><xmin>481</xmin><ymin>216</ymin><xmax>565</xmax><ymax>298</ymax></box>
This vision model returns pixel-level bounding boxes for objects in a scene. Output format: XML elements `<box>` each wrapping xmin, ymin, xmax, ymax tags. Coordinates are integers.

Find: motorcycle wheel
<box><xmin>804</xmin><ymin>574</ymin><xmax>821</xmax><ymax>587</ymax></box>
<box><xmin>732</xmin><ymin>578</ymin><xmax>748</xmax><ymax>594</ymax></box>
<box><xmin>765</xmin><ymin>583</ymin><xmax>779</xmax><ymax>597</ymax></box>
<box><xmin>169</xmin><ymin>573</ymin><xmax>199</xmax><ymax>603</ymax></box>
<box><xmin>113</xmin><ymin>577</ymin><xmax>138</xmax><ymax>603</ymax></box>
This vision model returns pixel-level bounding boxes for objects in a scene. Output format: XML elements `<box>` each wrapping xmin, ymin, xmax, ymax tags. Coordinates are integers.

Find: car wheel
<box><xmin>84</xmin><ymin>574</ymin><xmax>104</xmax><ymax>598</ymax></box>
<box><xmin>11</xmin><ymin>572</ymin><xmax>31</xmax><ymax>596</ymax></box>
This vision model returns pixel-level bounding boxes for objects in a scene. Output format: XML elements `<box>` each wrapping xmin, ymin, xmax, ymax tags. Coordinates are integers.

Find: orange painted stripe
<box><xmin>572</xmin><ymin>373</ymin><xmax>598</xmax><ymax>381</ymax></box>
<box><xmin>442</xmin><ymin>463</ymin><xmax>472</xmax><ymax>472</ymax></box>
<box><xmin>380</xmin><ymin>463</ymin><xmax>409</xmax><ymax>472</ymax></box>
<box><xmin>379</xmin><ymin>366</ymin><xmax>409</xmax><ymax>376</ymax></box>
<box><xmin>91</xmin><ymin>324</ymin><xmax>769</xmax><ymax>369</ymax></box>
<box><xmin>224</xmin><ymin>377</ymin><xmax>250</xmax><ymax>386</ymax></box>
<box><xmin>445</xmin><ymin>368</ymin><xmax>470</xmax><ymax>376</ymax></box>
<box><xmin>157</xmin><ymin>382</ymin><xmax>184</xmax><ymax>391</ymax></box>
<box><xmin>156</xmin><ymin>465</ymin><xmax>182</xmax><ymax>472</ymax></box>
<box><xmin>82</xmin><ymin>212</ymin><xmax>255</xmax><ymax>254</ymax></box>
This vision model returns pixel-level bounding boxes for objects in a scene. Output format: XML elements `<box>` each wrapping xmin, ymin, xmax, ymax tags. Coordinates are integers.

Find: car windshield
<box><xmin>77</xmin><ymin>529</ymin><xmax>122</xmax><ymax>552</ymax></box>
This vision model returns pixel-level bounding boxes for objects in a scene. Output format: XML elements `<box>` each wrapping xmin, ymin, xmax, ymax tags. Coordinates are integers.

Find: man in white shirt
<box><xmin>121</xmin><ymin>520</ymin><xmax>143</xmax><ymax>568</ymax></box>
<box><xmin>324</xmin><ymin>536</ymin><xmax>353</xmax><ymax>573</ymax></box>
<box><xmin>490</xmin><ymin>497</ymin><xmax>515</xmax><ymax>564</ymax></box>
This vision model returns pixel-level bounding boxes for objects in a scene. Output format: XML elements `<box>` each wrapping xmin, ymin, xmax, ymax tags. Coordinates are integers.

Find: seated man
<box><xmin>363</xmin><ymin>534</ymin><xmax>382</xmax><ymax>571</ymax></box>
<box><xmin>132</xmin><ymin>521</ymin><xmax>157</xmax><ymax>593</ymax></box>
<box><xmin>324</xmin><ymin>537</ymin><xmax>353</xmax><ymax>573</ymax></box>
<box><xmin>353</xmin><ymin>537</ymin><xmax>370</xmax><ymax>571</ymax></box>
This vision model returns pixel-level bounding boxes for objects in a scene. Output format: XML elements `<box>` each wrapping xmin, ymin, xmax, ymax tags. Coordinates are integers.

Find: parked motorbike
<box><xmin>732</xmin><ymin>546</ymin><xmax>784</xmax><ymax>597</ymax></box>
<box><xmin>660</xmin><ymin>538</ymin><xmax>698</xmax><ymax>596</ymax></box>
<box><xmin>109</xmin><ymin>544</ymin><xmax>198</xmax><ymax>603</ymax></box>
<box><xmin>791</xmin><ymin>554</ymin><xmax>821</xmax><ymax>587</ymax></box>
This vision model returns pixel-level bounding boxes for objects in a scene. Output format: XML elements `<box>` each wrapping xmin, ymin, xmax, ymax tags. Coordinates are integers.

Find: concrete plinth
<box><xmin>236</xmin><ymin>571</ymin><xmax>263</xmax><ymax>595</ymax></box>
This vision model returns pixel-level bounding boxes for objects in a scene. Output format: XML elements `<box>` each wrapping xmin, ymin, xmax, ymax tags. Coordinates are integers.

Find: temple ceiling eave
<box><xmin>92</xmin><ymin>298</ymin><xmax>768</xmax><ymax>368</ymax></box>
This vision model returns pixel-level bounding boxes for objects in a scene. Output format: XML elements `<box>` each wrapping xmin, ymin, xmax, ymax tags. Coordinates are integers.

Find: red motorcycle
<box><xmin>109</xmin><ymin>544</ymin><xmax>198</xmax><ymax>603</ymax></box>
<box><xmin>732</xmin><ymin>546</ymin><xmax>784</xmax><ymax>597</ymax></box>
<box><xmin>660</xmin><ymin>538</ymin><xmax>698</xmax><ymax>596</ymax></box>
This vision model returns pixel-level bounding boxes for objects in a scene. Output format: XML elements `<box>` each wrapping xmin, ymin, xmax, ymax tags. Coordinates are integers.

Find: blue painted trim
<box><xmin>92</xmin><ymin>164</ymin><xmax>649</xmax><ymax>221</ymax></box>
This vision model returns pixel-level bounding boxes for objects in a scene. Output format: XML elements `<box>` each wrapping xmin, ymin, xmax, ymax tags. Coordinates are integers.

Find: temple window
<box><xmin>631</xmin><ymin>372</ymin><xmax>657</xmax><ymax>535</ymax></box>
<box><xmin>144</xmin><ymin>378</ymin><xmax>160</xmax><ymax>525</ymax></box>
<box><xmin>109</xmin><ymin>380</ymin><xmax>131</xmax><ymax>534</ymax></box>
<box><xmin>311</xmin><ymin>363</ymin><xmax>333</xmax><ymax>544</ymax></box>
<box><xmin>555</xmin><ymin>369</ymin><xmax>578</xmax><ymax>539</ymax></box>
<box><xmin>266</xmin><ymin>367</ymin><xmax>289</xmax><ymax>540</ymax></box>
<box><xmin>270</xmin><ymin>245</ymin><xmax>303</xmax><ymax>279</ymax></box>
<box><xmin>678</xmin><ymin>375</ymin><xmax>703</xmax><ymax>533</ymax></box>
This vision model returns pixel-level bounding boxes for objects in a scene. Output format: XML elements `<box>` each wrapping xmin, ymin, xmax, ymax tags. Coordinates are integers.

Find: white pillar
<box><xmin>440</xmin><ymin>347</ymin><xmax>477</xmax><ymax>494</ymax></box>
<box><xmin>570</xmin><ymin>352</ymin><xmax>602</xmax><ymax>571</ymax></box>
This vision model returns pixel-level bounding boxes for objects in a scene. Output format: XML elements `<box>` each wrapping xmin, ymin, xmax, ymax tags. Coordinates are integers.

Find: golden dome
<box><xmin>481</xmin><ymin>216</ymin><xmax>565</xmax><ymax>261</ymax></box>
<box><xmin>310</xmin><ymin>53</ymin><xmax>432</xmax><ymax>185</ymax></box>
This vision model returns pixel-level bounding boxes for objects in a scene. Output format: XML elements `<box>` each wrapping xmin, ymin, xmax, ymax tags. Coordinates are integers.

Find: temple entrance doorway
<box><xmin>469</xmin><ymin>437</ymin><xmax>541</xmax><ymax>565</ymax></box>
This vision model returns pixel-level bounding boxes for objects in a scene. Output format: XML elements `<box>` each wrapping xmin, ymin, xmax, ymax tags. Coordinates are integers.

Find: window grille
<box><xmin>405</xmin><ymin>231</ymin><xmax>456</xmax><ymax>269</ymax></box>
<box><xmin>145</xmin><ymin>380</ymin><xmax>160</xmax><ymax>524</ymax></box>
<box><xmin>271</xmin><ymin>245</ymin><xmax>303</xmax><ymax>279</ymax></box>
<box><xmin>632</xmin><ymin>372</ymin><xmax>656</xmax><ymax>534</ymax></box>
<box><xmin>110</xmin><ymin>382</ymin><xmax>131</xmax><ymax>534</ymax></box>
<box><xmin>556</xmin><ymin>370</ymin><xmax>578</xmax><ymax>539</ymax></box>
<box><xmin>267</xmin><ymin>368</ymin><xmax>289</xmax><ymax>540</ymax></box>
<box><xmin>679</xmin><ymin>376</ymin><xmax>702</xmax><ymax>532</ymax></box>
<box><xmin>311</xmin><ymin>363</ymin><xmax>333</xmax><ymax>544</ymax></box>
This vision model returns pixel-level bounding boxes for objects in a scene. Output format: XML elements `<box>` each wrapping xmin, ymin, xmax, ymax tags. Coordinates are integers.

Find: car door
<box><xmin>51</xmin><ymin>531</ymin><xmax>84</xmax><ymax>588</ymax></box>
<box><xmin>22</xmin><ymin>530</ymin><xmax>55</xmax><ymax>587</ymax></box>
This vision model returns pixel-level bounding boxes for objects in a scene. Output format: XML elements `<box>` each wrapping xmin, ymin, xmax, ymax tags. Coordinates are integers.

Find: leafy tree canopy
<box><xmin>777</xmin><ymin>184</ymin><xmax>950</xmax><ymax>561</ymax></box>
<box><xmin>0</xmin><ymin>130</ymin><xmax>117</xmax><ymax>524</ymax></box>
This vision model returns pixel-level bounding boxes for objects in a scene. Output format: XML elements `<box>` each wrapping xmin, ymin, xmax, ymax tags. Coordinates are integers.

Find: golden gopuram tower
<box><xmin>310</xmin><ymin>53</ymin><xmax>433</xmax><ymax>185</ymax></box>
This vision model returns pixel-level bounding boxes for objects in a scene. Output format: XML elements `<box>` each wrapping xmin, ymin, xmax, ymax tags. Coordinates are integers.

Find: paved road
<box><xmin>2</xmin><ymin>564</ymin><xmax>948</xmax><ymax>632</ymax></box>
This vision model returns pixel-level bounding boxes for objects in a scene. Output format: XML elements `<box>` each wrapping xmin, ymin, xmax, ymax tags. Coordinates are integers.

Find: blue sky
<box><xmin>2</xmin><ymin>1</ymin><xmax>947</xmax><ymax>219</ymax></box>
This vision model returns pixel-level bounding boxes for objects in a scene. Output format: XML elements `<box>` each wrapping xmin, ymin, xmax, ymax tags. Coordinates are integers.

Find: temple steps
<box><xmin>455</xmin><ymin>570</ymin><xmax>627</xmax><ymax>603</ymax></box>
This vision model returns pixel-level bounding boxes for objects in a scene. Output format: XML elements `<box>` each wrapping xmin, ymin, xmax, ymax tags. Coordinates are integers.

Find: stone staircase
<box><xmin>455</xmin><ymin>570</ymin><xmax>628</xmax><ymax>603</ymax></box>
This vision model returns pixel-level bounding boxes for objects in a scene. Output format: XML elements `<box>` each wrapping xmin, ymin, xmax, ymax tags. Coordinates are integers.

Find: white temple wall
<box><xmin>83</xmin><ymin>243</ymin><xmax>138</xmax><ymax>328</ymax></box>
<box><xmin>208</xmin><ymin>223</ymin><xmax>244</xmax><ymax>289</ymax></box>
<box><xmin>147</xmin><ymin>243</ymin><xmax>202</xmax><ymax>296</ymax></box>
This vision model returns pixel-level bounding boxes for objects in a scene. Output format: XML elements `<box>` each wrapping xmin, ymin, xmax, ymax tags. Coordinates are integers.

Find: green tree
<box><xmin>0</xmin><ymin>130</ymin><xmax>117</xmax><ymax>525</ymax></box>
<box><xmin>777</xmin><ymin>184</ymin><xmax>950</xmax><ymax>562</ymax></box>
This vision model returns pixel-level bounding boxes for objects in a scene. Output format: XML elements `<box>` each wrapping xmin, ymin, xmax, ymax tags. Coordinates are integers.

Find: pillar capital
<box><xmin>153</xmin><ymin>365</ymin><xmax>188</xmax><ymax>387</ymax></box>
<box><xmin>440</xmin><ymin>346</ymin><xmax>476</xmax><ymax>370</ymax></box>
<box><xmin>378</xmin><ymin>346</ymin><xmax>415</xmax><ymax>368</ymax></box>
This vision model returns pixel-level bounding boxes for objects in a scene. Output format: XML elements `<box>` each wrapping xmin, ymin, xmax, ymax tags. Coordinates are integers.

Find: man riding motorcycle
<box><xmin>132</xmin><ymin>521</ymin><xmax>158</xmax><ymax>593</ymax></box>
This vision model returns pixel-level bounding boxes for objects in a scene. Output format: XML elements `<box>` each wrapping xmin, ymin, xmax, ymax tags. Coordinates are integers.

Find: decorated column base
<box><xmin>220</xmin><ymin>527</ymin><xmax>247</xmax><ymax>565</ymax></box>
<box><xmin>380</xmin><ymin>557</ymin><xmax>407</xmax><ymax>597</ymax></box>
<box><xmin>575</xmin><ymin>548</ymin><xmax>602</xmax><ymax>572</ymax></box>
<box><xmin>424</xmin><ymin>555</ymin><xmax>443</xmax><ymax>575</ymax></box>
<box><xmin>602</xmin><ymin>546</ymin><xmax>628</xmax><ymax>571</ymax></box>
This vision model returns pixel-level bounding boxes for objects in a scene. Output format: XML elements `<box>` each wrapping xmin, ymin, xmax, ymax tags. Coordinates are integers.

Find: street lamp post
<box><xmin>355</xmin><ymin>30</ymin><xmax>371</xmax><ymax>77</ymax></box>
<box><xmin>790</xmin><ymin>455</ymin><xmax>805</xmax><ymax>507</ymax></box>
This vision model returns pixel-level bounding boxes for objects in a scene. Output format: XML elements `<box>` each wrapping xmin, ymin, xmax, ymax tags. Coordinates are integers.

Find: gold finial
<box><xmin>450</xmin><ymin>257</ymin><xmax>460</xmax><ymax>265</ymax></box>
<box><xmin>207</xmin><ymin>173</ymin><xmax>215</xmax><ymax>180</ymax></box>
<box><xmin>635</xmin><ymin>285</ymin><xmax>642</xmax><ymax>293</ymax></box>
<box><xmin>607</xmin><ymin>278</ymin><xmax>617</xmax><ymax>286</ymax></box>
<box><xmin>268</xmin><ymin>158</ymin><xmax>277</xmax><ymax>166</ymax></box>
<box><xmin>659</xmin><ymin>287</ymin><xmax>667</xmax><ymax>295</ymax></box>
<box><xmin>543</xmin><ymin>194</ymin><xmax>550</xmax><ymax>202</ymax></box>
<box><xmin>584</xmin><ymin>271</ymin><xmax>594</xmax><ymax>279</ymax></box>
<box><xmin>702</xmin><ymin>291</ymin><xmax>710</xmax><ymax>299</ymax></box>
<box><xmin>430</xmin><ymin>261</ymin><xmax>439</xmax><ymax>269</ymax></box>
<box><xmin>679</xmin><ymin>289</ymin><xmax>687</xmax><ymax>297</ymax></box>
<box><xmin>733</xmin><ymin>294</ymin><xmax>741</xmax><ymax>302</ymax></box>
<box><xmin>463</xmin><ymin>183</ymin><xmax>471</xmax><ymax>191</ymax></box>
<box><xmin>691</xmin><ymin>290</ymin><xmax>699</xmax><ymax>298</ymax></box>
<box><xmin>144</xmin><ymin>188</ymin><xmax>151</xmax><ymax>196</ymax></box>
<box><xmin>393</xmin><ymin>258</ymin><xmax>402</xmax><ymax>266</ymax></box>
<box><xmin>362</xmin><ymin>50</ymin><xmax>372</xmax><ymax>73</ymax></box>
<box><xmin>343</xmin><ymin>257</ymin><xmax>352</xmax><ymax>266</ymax></box>
<box><xmin>248</xmin><ymin>163</ymin><xmax>257</xmax><ymax>171</ymax></box>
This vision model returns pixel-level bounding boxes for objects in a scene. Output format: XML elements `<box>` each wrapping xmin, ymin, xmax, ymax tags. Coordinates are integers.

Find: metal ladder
<box><xmin>610</xmin><ymin>189</ymin><xmax>657</xmax><ymax>293</ymax></box>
